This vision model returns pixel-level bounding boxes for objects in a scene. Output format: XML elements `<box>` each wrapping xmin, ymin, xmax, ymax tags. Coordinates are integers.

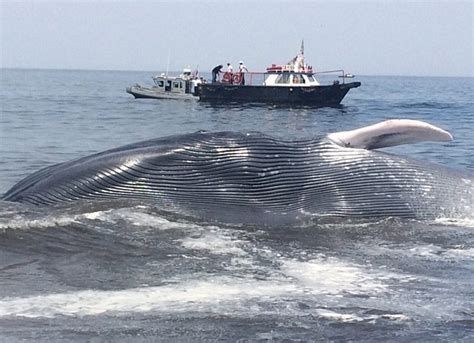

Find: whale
<box><xmin>2</xmin><ymin>120</ymin><xmax>472</xmax><ymax>225</ymax></box>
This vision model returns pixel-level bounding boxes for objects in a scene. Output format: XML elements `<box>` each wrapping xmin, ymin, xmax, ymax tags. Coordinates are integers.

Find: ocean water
<box><xmin>0</xmin><ymin>69</ymin><xmax>473</xmax><ymax>342</ymax></box>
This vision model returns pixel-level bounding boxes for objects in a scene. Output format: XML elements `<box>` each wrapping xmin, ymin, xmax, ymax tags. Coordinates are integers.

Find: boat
<box><xmin>196</xmin><ymin>42</ymin><xmax>361</xmax><ymax>105</ymax></box>
<box><xmin>126</xmin><ymin>68</ymin><xmax>203</xmax><ymax>100</ymax></box>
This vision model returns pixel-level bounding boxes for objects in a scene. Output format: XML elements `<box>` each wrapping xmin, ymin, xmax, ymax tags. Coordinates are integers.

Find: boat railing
<box><xmin>217</xmin><ymin>69</ymin><xmax>349</xmax><ymax>86</ymax></box>
<box><xmin>313</xmin><ymin>70</ymin><xmax>348</xmax><ymax>84</ymax></box>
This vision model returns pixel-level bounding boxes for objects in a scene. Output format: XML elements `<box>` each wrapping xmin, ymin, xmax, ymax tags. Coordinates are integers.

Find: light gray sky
<box><xmin>1</xmin><ymin>0</ymin><xmax>472</xmax><ymax>76</ymax></box>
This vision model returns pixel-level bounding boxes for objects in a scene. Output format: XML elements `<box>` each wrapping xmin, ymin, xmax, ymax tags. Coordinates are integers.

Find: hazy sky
<box><xmin>1</xmin><ymin>0</ymin><xmax>472</xmax><ymax>76</ymax></box>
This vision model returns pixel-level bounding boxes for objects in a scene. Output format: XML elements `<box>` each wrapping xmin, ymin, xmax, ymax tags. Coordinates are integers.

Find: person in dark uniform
<box><xmin>211</xmin><ymin>65</ymin><xmax>223</xmax><ymax>83</ymax></box>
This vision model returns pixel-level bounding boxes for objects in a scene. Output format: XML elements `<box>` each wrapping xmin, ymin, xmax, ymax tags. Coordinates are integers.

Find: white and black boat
<box><xmin>126</xmin><ymin>68</ymin><xmax>202</xmax><ymax>100</ymax></box>
<box><xmin>196</xmin><ymin>43</ymin><xmax>361</xmax><ymax>105</ymax></box>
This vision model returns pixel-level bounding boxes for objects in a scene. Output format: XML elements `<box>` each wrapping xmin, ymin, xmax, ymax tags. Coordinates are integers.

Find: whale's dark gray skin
<box><xmin>2</xmin><ymin>120</ymin><xmax>472</xmax><ymax>225</ymax></box>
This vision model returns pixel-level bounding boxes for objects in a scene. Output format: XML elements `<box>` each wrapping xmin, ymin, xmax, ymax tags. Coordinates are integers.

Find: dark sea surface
<box><xmin>0</xmin><ymin>69</ymin><xmax>473</xmax><ymax>342</ymax></box>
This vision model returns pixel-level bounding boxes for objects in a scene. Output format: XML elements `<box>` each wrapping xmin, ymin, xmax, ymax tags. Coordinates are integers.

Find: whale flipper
<box><xmin>327</xmin><ymin>119</ymin><xmax>453</xmax><ymax>150</ymax></box>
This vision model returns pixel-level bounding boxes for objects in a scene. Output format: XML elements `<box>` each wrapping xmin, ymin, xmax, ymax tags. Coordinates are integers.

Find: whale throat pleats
<box><xmin>2</xmin><ymin>121</ymin><xmax>471</xmax><ymax>224</ymax></box>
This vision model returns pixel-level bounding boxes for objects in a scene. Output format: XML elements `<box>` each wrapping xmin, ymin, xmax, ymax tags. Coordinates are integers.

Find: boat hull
<box><xmin>126</xmin><ymin>86</ymin><xmax>197</xmax><ymax>100</ymax></box>
<box><xmin>196</xmin><ymin>82</ymin><xmax>361</xmax><ymax>105</ymax></box>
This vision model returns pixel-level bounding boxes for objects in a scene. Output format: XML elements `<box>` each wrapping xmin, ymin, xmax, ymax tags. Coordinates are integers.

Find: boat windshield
<box><xmin>276</xmin><ymin>73</ymin><xmax>308</xmax><ymax>84</ymax></box>
<box><xmin>275</xmin><ymin>74</ymin><xmax>290</xmax><ymax>84</ymax></box>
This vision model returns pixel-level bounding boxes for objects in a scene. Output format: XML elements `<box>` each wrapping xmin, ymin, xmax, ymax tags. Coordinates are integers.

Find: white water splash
<box><xmin>179</xmin><ymin>229</ymin><xmax>247</xmax><ymax>256</ymax></box>
<box><xmin>0</xmin><ymin>254</ymin><xmax>417</xmax><ymax>319</ymax></box>
<box><xmin>0</xmin><ymin>277</ymin><xmax>297</xmax><ymax>318</ymax></box>
<box><xmin>314</xmin><ymin>309</ymin><xmax>410</xmax><ymax>323</ymax></box>
<box><xmin>280</xmin><ymin>257</ymin><xmax>415</xmax><ymax>296</ymax></box>
<box><xmin>81</xmin><ymin>208</ymin><xmax>190</xmax><ymax>230</ymax></box>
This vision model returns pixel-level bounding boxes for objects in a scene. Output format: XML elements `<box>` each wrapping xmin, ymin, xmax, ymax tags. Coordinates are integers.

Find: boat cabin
<box><xmin>263</xmin><ymin>58</ymin><xmax>320</xmax><ymax>86</ymax></box>
<box><xmin>151</xmin><ymin>68</ymin><xmax>201</xmax><ymax>95</ymax></box>
<box><xmin>153</xmin><ymin>76</ymin><xmax>191</xmax><ymax>94</ymax></box>
<box><xmin>263</xmin><ymin>71</ymin><xmax>320</xmax><ymax>87</ymax></box>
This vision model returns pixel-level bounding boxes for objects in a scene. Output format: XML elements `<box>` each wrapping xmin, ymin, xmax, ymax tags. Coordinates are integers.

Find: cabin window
<box><xmin>275</xmin><ymin>74</ymin><xmax>290</xmax><ymax>84</ymax></box>
<box><xmin>158</xmin><ymin>81</ymin><xmax>164</xmax><ymax>87</ymax></box>
<box><xmin>307</xmin><ymin>75</ymin><xmax>315</xmax><ymax>82</ymax></box>
<box><xmin>173</xmin><ymin>82</ymin><xmax>180</xmax><ymax>88</ymax></box>
<box><xmin>292</xmin><ymin>74</ymin><xmax>305</xmax><ymax>84</ymax></box>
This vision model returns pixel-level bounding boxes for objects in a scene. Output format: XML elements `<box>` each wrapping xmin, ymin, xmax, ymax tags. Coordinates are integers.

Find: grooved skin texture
<box><xmin>3</xmin><ymin>132</ymin><xmax>472</xmax><ymax>224</ymax></box>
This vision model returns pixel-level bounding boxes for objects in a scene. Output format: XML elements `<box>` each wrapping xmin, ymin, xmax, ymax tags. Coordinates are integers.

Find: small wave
<box><xmin>0</xmin><ymin>214</ymin><xmax>80</xmax><ymax>231</ymax></box>
<box><xmin>398</xmin><ymin>101</ymin><xmax>459</xmax><ymax>110</ymax></box>
<box><xmin>368</xmin><ymin>243</ymin><xmax>474</xmax><ymax>262</ymax></box>
<box><xmin>433</xmin><ymin>217</ymin><xmax>474</xmax><ymax>228</ymax></box>
<box><xmin>0</xmin><ymin>205</ymin><xmax>203</xmax><ymax>232</ymax></box>
<box><xmin>443</xmin><ymin>247</ymin><xmax>474</xmax><ymax>258</ymax></box>
<box><xmin>80</xmin><ymin>207</ymin><xmax>197</xmax><ymax>231</ymax></box>
<box><xmin>314</xmin><ymin>308</ymin><xmax>410</xmax><ymax>323</ymax></box>
<box><xmin>303</xmin><ymin>216</ymin><xmax>408</xmax><ymax>229</ymax></box>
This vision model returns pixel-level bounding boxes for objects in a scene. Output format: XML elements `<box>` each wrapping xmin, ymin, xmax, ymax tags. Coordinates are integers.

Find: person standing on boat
<box><xmin>239</xmin><ymin>61</ymin><xmax>249</xmax><ymax>85</ymax></box>
<box><xmin>220</xmin><ymin>63</ymin><xmax>234</xmax><ymax>84</ymax></box>
<box><xmin>211</xmin><ymin>65</ymin><xmax>223</xmax><ymax>83</ymax></box>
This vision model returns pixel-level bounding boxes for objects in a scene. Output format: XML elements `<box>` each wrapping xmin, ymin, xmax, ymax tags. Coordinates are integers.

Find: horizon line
<box><xmin>1</xmin><ymin>67</ymin><xmax>473</xmax><ymax>79</ymax></box>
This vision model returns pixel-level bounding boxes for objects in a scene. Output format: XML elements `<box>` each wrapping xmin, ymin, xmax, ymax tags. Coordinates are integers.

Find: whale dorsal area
<box><xmin>327</xmin><ymin>119</ymin><xmax>453</xmax><ymax>150</ymax></box>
